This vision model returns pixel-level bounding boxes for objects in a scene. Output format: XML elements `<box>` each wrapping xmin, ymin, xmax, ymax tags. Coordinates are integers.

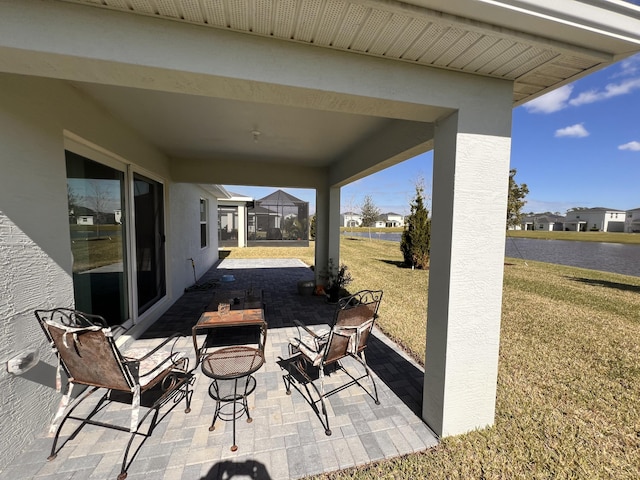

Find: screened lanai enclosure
<box><xmin>248</xmin><ymin>190</ymin><xmax>309</xmax><ymax>247</ymax></box>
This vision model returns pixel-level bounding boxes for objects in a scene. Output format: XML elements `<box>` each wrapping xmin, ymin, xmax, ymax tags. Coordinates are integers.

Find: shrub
<box><xmin>400</xmin><ymin>184</ymin><xmax>430</xmax><ymax>269</ymax></box>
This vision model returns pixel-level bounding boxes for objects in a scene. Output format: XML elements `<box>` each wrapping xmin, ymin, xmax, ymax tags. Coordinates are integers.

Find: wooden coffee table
<box><xmin>192</xmin><ymin>289</ymin><xmax>266</xmax><ymax>365</ymax></box>
<box><xmin>192</xmin><ymin>289</ymin><xmax>267</xmax><ymax>451</ymax></box>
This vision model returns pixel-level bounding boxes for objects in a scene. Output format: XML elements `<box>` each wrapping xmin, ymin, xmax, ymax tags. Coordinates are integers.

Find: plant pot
<box><xmin>297</xmin><ymin>280</ymin><xmax>315</xmax><ymax>296</ymax></box>
<box><xmin>327</xmin><ymin>287</ymin><xmax>341</xmax><ymax>304</ymax></box>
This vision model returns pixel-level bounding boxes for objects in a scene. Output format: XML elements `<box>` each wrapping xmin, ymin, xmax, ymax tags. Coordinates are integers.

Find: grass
<box><xmin>70</xmin><ymin>224</ymin><xmax>124</xmax><ymax>272</ymax></box>
<box><xmin>224</xmin><ymin>238</ymin><xmax>640</xmax><ymax>479</ymax></box>
<box><xmin>71</xmin><ymin>237</ymin><xmax>123</xmax><ymax>273</ymax></box>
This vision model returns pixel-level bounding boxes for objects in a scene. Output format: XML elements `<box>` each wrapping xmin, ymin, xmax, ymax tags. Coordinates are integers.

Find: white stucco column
<box><xmin>423</xmin><ymin>109</ymin><xmax>512</xmax><ymax>437</ymax></box>
<box><xmin>237</xmin><ymin>204</ymin><xmax>247</xmax><ymax>248</ymax></box>
<box><xmin>315</xmin><ymin>186</ymin><xmax>341</xmax><ymax>285</ymax></box>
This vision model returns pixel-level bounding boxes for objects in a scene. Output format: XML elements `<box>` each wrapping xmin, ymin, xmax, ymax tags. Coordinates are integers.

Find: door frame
<box><xmin>64</xmin><ymin>132</ymin><xmax>170</xmax><ymax>329</ymax></box>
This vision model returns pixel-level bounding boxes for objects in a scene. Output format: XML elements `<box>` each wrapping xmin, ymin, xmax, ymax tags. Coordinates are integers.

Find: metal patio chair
<box><xmin>35</xmin><ymin>308</ymin><xmax>194</xmax><ymax>480</ymax></box>
<box><xmin>278</xmin><ymin>289</ymin><xmax>383</xmax><ymax>435</ymax></box>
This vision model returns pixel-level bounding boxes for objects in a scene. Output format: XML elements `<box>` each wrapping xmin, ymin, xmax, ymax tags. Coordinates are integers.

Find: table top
<box><xmin>201</xmin><ymin>346</ymin><xmax>265</xmax><ymax>379</ymax></box>
<box><xmin>195</xmin><ymin>289</ymin><xmax>265</xmax><ymax>329</ymax></box>
<box><xmin>193</xmin><ymin>289</ymin><xmax>267</xmax><ymax>365</ymax></box>
<box><xmin>206</xmin><ymin>289</ymin><xmax>263</xmax><ymax>312</ymax></box>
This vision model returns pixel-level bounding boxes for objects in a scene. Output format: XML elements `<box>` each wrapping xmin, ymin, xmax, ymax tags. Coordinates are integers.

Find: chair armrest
<box><xmin>293</xmin><ymin>319</ymin><xmax>324</xmax><ymax>339</ymax></box>
<box><xmin>292</xmin><ymin>320</ymin><xmax>330</xmax><ymax>352</ymax></box>
<box><xmin>123</xmin><ymin>333</ymin><xmax>188</xmax><ymax>382</ymax></box>
<box><xmin>136</xmin><ymin>333</ymin><xmax>181</xmax><ymax>362</ymax></box>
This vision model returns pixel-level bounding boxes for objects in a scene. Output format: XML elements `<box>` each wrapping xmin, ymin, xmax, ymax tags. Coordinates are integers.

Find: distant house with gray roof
<box><xmin>564</xmin><ymin>208</ymin><xmax>625</xmax><ymax>232</ymax></box>
<box><xmin>374</xmin><ymin>212</ymin><xmax>404</xmax><ymax>228</ymax></box>
<box><xmin>521</xmin><ymin>213</ymin><xmax>565</xmax><ymax>231</ymax></box>
<box><xmin>625</xmin><ymin>207</ymin><xmax>640</xmax><ymax>232</ymax></box>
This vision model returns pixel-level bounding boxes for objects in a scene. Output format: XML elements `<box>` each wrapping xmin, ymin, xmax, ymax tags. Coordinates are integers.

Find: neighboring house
<box><xmin>217</xmin><ymin>188</ymin><xmax>253</xmax><ymax>248</ymax></box>
<box><xmin>77</xmin><ymin>215</ymin><xmax>94</xmax><ymax>225</ymax></box>
<box><xmin>1</xmin><ymin>0</ymin><xmax>639</xmax><ymax>469</ymax></box>
<box><xmin>341</xmin><ymin>212</ymin><xmax>362</xmax><ymax>228</ymax></box>
<box><xmin>521</xmin><ymin>213</ymin><xmax>565</xmax><ymax>231</ymax></box>
<box><xmin>248</xmin><ymin>189</ymin><xmax>309</xmax><ymax>245</ymax></box>
<box><xmin>380</xmin><ymin>212</ymin><xmax>404</xmax><ymax>227</ymax></box>
<box><xmin>371</xmin><ymin>213</ymin><xmax>404</xmax><ymax>228</ymax></box>
<box><xmin>625</xmin><ymin>207</ymin><xmax>640</xmax><ymax>232</ymax></box>
<box><xmin>564</xmin><ymin>208</ymin><xmax>626</xmax><ymax>232</ymax></box>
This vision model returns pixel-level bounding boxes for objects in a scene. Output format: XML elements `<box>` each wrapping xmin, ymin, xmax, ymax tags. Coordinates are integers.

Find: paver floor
<box><xmin>3</xmin><ymin>258</ymin><xmax>437</xmax><ymax>480</ymax></box>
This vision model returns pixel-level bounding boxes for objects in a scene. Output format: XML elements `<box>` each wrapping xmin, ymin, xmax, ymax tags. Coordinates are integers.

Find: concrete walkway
<box><xmin>3</xmin><ymin>259</ymin><xmax>437</xmax><ymax>480</ymax></box>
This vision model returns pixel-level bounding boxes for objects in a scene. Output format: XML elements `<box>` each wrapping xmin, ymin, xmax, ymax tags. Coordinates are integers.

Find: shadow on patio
<box><xmin>7</xmin><ymin>258</ymin><xmax>437</xmax><ymax>480</ymax></box>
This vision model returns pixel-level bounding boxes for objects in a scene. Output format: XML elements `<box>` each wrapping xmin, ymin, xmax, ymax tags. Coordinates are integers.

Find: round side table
<box><xmin>201</xmin><ymin>346</ymin><xmax>265</xmax><ymax>451</ymax></box>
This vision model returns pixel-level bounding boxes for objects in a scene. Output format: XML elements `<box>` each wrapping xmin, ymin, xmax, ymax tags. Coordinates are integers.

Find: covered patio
<box><xmin>2</xmin><ymin>0</ymin><xmax>640</xmax><ymax>473</ymax></box>
<box><xmin>3</xmin><ymin>259</ymin><xmax>436</xmax><ymax>479</ymax></box>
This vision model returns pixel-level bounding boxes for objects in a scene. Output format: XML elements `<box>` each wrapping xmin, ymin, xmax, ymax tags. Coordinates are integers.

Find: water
<box><xmin>505</xmin><ymin>237</ymin><xmax>640</xmax><ymax>277</ymax></box>
<box><xmin>341</xmin><ymin>231</ymin><xmax>640</xmax><ymax>277</ymax></box>
<box><xmin>343</xmin><ymin>231</ymin><xmax>402</xmax><ymax>242</ymax></box>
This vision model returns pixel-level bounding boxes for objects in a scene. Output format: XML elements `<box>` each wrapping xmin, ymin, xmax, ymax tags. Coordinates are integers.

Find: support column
<box><xmin>314</xmin><ymin>186</ymin><xmax>341</xmax><ymax>285</ymax></box>
<box><xmin>237</xmin><ymin>204</ymin><xmax>246</xmax><ymax>248</ymax></box>
<box><xmin>423</xmin><ymin>109</ymin><xmax>512</xmax><ymax>437</ymax></box>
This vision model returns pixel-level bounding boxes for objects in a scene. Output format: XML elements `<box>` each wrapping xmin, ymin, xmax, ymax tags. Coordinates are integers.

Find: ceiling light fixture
<box><xmin>251</xmin><ymin>130</ymin><xmax>261</xmax><ymax>143</ymax></box>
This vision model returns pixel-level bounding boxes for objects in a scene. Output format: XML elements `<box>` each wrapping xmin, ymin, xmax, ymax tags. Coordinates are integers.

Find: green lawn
<box><xmin>224</xmin><ymin>239</ymin><xmax>640</xmax><ymax>479</ymax></box>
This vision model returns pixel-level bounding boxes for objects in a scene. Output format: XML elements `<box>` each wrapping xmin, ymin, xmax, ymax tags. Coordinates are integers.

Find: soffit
<box><xmin>60</xmin><ymin>0</ymin><xmax>640</xmax><ymax>105</ymax></box>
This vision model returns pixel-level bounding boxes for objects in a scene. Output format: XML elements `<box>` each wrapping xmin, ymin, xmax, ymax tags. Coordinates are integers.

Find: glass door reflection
<box><xmin>66</xmin><ymin>151</ymin><xmax>128</xmax><ymax>326</ymax></box>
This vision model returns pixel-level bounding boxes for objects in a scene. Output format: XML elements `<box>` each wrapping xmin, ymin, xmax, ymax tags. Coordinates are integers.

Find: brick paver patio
<box><xmin>2</xmin><ymin>258</ymin><xmax>437</xmax><ymax>480</ymax></box>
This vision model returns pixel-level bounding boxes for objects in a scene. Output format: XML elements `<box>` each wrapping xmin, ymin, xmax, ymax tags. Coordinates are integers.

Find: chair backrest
<box><xmin>35</xmin><ymin>308</ymin><xmax>135</xmax><ymax>391</ymax></box>
<box><xmin>323</xmin><ymin>290</ymin><xmax>383</xmax><ymax>365</ymax></box>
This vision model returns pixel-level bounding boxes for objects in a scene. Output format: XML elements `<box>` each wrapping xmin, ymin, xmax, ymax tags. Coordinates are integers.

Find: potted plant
<box><xmin>326</xmin><ymin>259</ymin><xmax>353</xmax><ymax>303</ymax></box>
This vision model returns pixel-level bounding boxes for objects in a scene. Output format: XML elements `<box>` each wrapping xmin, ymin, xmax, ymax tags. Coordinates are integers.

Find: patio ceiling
<box><xmin>30</xmin><ymin>1</ymin><xmax>640</xmax><ymax>181</ymax></box>
<box><xmin>61</xmin><ymin>0</ymin><xmax>640</xmax><ymax>105</ymax></box>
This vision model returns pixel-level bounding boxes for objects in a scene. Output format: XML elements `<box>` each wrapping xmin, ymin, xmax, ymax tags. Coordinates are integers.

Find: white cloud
<box><xmin>522</xmin><ymin>85</ymin><xmax>573</xmax><ymax>113</ymax></box>
<box><xmin>569</xmin><ymin>78</ymin><xmax>640</xmax><ymax>106</ymax></box>
<box><xmin>555</xmin><ymin>123</ymin><xmax>589</xmax><ymax>138</ymax></box>
<box><xmin>614</xmin><ymin>53</ymin><xmax>640</xmax><ymax>78</ymax></box>
<box><xmin>619</xmin><ymin>141</ymin><xmax>640</xmax><ymax>151</ymax></box>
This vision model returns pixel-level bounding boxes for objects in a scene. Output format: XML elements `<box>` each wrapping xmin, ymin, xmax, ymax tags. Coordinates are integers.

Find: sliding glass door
<box><xmin>134</xmin><ymin>173</ymin><xmax>166</xmax><ymax>315</ymax></box>
<box><xmin>66</xmin><ymin>151</ymin><xmax>128</xmax><ymax>326</ymax></box>
<box><xmin>66</xmin><ymin>150</ymin><xmax>167</xmax><ymax>326</ymax></box>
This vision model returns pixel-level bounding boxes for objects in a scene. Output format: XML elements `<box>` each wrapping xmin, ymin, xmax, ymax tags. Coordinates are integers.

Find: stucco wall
<box><xmin>0</xmin><ymin>72</ymin><xmax>216</xmax><ymax>468</ymax></box>
<box><xmin>168</xmin><ymin>184</ymin><xmax>220</xmax><ymax>301</ymax></box>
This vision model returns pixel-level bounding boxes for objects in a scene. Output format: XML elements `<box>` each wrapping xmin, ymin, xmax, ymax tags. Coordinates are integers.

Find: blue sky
<box><xmin>227</xmin><ymin>53</ymin><xmax>640</xmax><ymax>216</ymax></box>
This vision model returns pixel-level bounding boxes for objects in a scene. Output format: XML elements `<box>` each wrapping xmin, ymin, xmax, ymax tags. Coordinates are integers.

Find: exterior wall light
<box><xmin>6</xmin><ymin>349</ymin><xmax>40</xmax><ymax>375</ymax></box>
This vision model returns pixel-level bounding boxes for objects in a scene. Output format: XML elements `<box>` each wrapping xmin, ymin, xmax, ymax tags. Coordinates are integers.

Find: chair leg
<box><xmin>360</xmin><ymin>351</ymin><xmax>380</xmax><ymax>405</ymax></box>
<box><xmin>184</xmin><ymin>377</ymin><xmax>192</xmax><ymax>414</ymax></box>
<box><xmin>317</xmin><ymin>367</ymin><xmax>332</xmax><ymax>436</ymax></box>
<box><xmin>279</xmin><ymin>355</ymin><xmax>332</xmax><ymax>435</ymax></box>
<box><xmin>118</xmin><ymin>373</ymin><xmax>194</xmax><ymax>479</ymax></box>
<box><xmin>118</xmin><ymin>405</ymin><xmax>160</xmax><ymax>480</ymax></box>
<box><xmin>48</xmin><ymin>386</ymin><xmax>103</xmax><ymax>461</ymax></box>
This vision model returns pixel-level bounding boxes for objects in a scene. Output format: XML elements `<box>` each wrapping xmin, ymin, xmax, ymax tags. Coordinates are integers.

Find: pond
<box><xmin>341</xmin><ymin>231</ymin><xmax>640</xmax><ymax>277</ymax></box>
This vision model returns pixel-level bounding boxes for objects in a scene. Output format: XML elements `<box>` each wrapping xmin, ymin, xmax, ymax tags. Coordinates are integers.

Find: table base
<box><xmin>208</xmin><ymin>375</ymin><xmax>257</xmax><ymax>451</ymax></box>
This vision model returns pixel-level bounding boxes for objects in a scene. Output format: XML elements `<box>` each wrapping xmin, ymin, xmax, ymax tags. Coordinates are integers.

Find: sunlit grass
<box><xmin>226</xmin><ymin>237</ymin><xmax>640</xmax><ymax>479</ymax></box>
<box><xmin>71</xmin><ymin>237</ymin><xmax>123</xmax><ymax>273</ymax></box>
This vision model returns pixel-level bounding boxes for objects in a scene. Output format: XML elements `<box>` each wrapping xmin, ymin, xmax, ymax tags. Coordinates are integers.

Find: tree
<box><xmin>360</xmin><ymin>195</ymin><xmax>380</xmax><ymax>227</ymax></box>
<box><xmin>67</xmin><ymin>184</ymin><xmax>80</xmax><ymax>218</ymax></box>
<box><xmin>507</xmin><ymin>169</ymin><xmax>529</xmax><ymax>230</ymax></box>
<box><xmin>400</xmin><ymin>183</ymin><xmax>430</xmax><ymax>269</ymax></box>
<box><xmin>86</xmin><ymin>180</ymin><xmax>113</xmax><ymax>237</ymax></box>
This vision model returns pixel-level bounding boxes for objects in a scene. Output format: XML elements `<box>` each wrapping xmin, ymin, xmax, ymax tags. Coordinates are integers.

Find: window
<box><xmin>200</xmin><ymin>198</ymin><xmax>208</xmax><ymax>248</ymax></box>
